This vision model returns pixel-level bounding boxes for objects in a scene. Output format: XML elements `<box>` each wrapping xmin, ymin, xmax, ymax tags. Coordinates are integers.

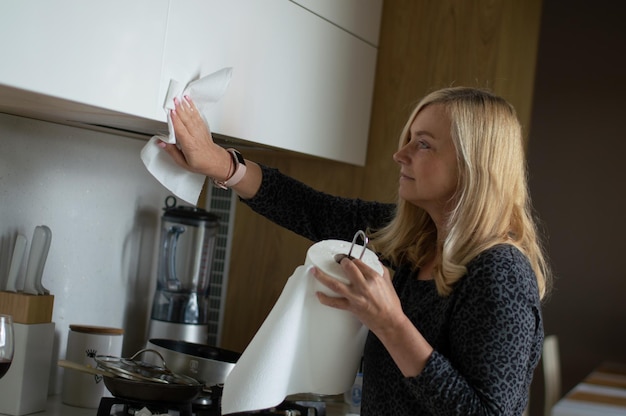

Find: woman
<box><xmin>160</xmin><ymin>87</ymin><xmax>551</xmax><ymax>415</ymax></box>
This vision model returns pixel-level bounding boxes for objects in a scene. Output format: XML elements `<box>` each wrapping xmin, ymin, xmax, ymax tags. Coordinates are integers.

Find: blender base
<box><xmin>148</xmin><ymin>319</ymin><xmax>209</xmax><ymax>344</ymax></box>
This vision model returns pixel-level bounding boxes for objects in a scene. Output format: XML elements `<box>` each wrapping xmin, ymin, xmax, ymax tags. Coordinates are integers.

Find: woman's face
<box><xmin>393</xmin><ymin>104</ymin><xmax>459</xmax><ymax>225</ymax></box>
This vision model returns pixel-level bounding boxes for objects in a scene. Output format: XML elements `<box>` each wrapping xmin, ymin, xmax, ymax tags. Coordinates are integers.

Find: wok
<box><xmin>102</xmin><ymin>376</ymin><xmax>202</xmax><ymax>403</ymax></box>
<box><xmin>147</xmin><ymin>338</ymin><xmax>240</xmax><ymax>386</ymax></box>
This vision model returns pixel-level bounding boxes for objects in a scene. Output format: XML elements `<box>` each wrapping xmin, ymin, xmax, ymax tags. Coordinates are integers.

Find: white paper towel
<box><xmin>140</xmin><ymin>67</ymin><xmax>233</xmax><ymax>205</ymax></box>
<box><xmin>221</xmin><ymin>239</ymin><xmax>384</xmax><ymax>415</ymax></box>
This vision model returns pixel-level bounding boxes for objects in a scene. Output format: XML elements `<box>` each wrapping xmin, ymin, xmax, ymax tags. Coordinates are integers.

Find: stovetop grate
<box><xmin>97</xmin><ymin>396</ymin><xmax>325</xmax><ymax>416</ymax></box>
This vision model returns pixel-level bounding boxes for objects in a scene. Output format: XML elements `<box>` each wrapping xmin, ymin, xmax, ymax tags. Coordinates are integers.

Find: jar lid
<box><xmin>69</xmin><ymin>325</ymin><xmax>124</xmax><ymax>335</ymax></box>
<box><xmin>164</xmin><ymin>205</ymin><xmax>219</xmax><ymax>223</ymax></box>
<box><xmin>163</xmin><ymin>195</ymin><xmax>219</xmax><ymax>223</ymax></box>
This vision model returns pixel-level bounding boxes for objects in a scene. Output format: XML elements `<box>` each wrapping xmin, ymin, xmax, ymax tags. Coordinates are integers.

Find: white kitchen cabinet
<box><xmin>291</xmin><ymin>0</ymin><xmax>383</xmax><ymax>46</ymax></box>
<box><xmin>164</xmin><ymin>0</ymin><xmax>378</xmax><ymax>165</ymax></box>
<box><xmin>0</xmin><ymin>0</ymin><xmax>380</xmax><ymax>165</ymax></box>
<box><xmin>0</xmin><ymin>1</ymin><xmax>169</xmax><ymax>122</ymax></box>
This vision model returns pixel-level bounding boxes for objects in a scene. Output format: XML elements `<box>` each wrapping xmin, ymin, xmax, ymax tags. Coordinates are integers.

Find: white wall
<box><xmin>0</xmin><ymin>113</ymin><xmax>173</xmax><ymax>394</ymax></box>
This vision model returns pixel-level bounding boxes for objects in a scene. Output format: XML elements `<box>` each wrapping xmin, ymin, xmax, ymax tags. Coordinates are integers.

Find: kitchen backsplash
<box><xmin>0</xmin><ymin>113</ymin><xmax>174</xmax><ymax>394</ymax></box>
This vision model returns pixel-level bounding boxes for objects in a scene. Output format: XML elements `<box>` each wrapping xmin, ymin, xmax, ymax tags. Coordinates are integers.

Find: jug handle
<box><xmin>164</xmin><ymin>225</ymin><xmax>185</xmax><ymax>290</ymax></box>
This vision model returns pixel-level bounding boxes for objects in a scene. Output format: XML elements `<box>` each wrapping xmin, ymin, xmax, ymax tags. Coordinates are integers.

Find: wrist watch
<box><xmin>213</xmin><ymin>148</ymin><xmax>247</xmax><ymax>190</ymax></box>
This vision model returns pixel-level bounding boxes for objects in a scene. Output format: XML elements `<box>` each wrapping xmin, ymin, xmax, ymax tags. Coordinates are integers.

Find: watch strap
<box><xmin>214</xmin><ymin>148</ymin><xmax>246</xmax><ymax>189</ymax></box>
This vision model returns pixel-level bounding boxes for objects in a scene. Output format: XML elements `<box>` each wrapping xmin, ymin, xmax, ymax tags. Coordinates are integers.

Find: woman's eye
<box><xmin>416</xmin><ymin>140</ymin><xmax>430</xmax><ymax>149</ymax></box>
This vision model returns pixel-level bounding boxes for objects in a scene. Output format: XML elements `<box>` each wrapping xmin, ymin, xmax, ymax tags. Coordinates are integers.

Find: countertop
<box><xmin>12</xmin><ymin>394</ymin><xmax>355</xmax><ymax>416</ymax></box>
<box><xmin>3</xmin><ymin>396</ymin><xmax>90</xmax><ymax>416</ymax></box>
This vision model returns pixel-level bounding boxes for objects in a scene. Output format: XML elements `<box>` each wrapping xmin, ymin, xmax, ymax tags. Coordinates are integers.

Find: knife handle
<box><xmin>35</xmin><ymin>226</ymin><xmax>52</xmax><ymax>295</ymax></box>
<box><xmin>23</xmin><ymin>225</ymin><xmax>52</xmax><ymax>295</ymax></box>
<box><xmin>5</xmin><ymin>234</ymin><xmax>27</xmax><ymax>292</ymax></box>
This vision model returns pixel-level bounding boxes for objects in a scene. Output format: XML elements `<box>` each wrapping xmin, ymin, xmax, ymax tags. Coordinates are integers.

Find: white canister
<box><xmin>61</xmin><ymin>325</ymin><xmax>124</xmax><ymax>408</ymax></box>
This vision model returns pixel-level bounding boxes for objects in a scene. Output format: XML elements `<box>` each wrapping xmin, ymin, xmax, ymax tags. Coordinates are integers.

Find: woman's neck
<box><xmin>417</xmin><ymin>258</ymin><xmax>437</xmax><ymax>280</ymax></box>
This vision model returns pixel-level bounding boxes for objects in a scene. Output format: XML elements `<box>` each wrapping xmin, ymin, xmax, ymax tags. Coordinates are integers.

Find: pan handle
<box><xmin>58</xmin><ymin>359</ymin><xmax>116</xmax><ymax>378</ymax></box>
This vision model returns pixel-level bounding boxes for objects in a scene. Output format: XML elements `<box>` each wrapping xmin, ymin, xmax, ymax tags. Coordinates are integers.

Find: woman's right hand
<box><xmin>159</xmin><ymin>96</ymin><xmax>232</xmax><ymax>181</ymax></box>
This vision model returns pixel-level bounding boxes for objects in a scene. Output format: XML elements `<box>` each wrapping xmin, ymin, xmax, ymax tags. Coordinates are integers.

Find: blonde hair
<box><xmin>370</xmin><ymin>87</ymin><xmax>551</xmax><ymax>299</ymax></box>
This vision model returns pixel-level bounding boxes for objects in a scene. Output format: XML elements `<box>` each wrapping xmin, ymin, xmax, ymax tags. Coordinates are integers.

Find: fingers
<box><xmin>172</xmin><ymin>96</ymin><xmax>214</xmax><ymax>145</ymax></box>
<box><xmin>311</xmin><ymin>257</ymin><xmax>369</xmax><ymax>294</ymax></box>
<box><xmin>158</xmin><ymin>141</ymin><xmax>189</xmax><ymax>168</ymax></box>
<box><xmin>350</xmin><ymin>258</ymin><xmax>389</xmax><ymax>281</ymax></box>
<box><xmin>171</xmin><ymin>96</ymin><xmax>200</xmax><ymax>128</ymax></box>
<box><xmin>311</xmin><ymin>260</ymin><xmax>370</xmax><ymax>310</ymax></box>
<box><xmin>311</xmin><ymin>265</ymin><xmax>347</xmax><ymax>294</ymax></box>
<box><xmin>316</xmin><ymin>291</ymin><xmax>350</xmax><ymax>309</ymax></box>
<box><xmin>170</xmin><ymin>98</ymin><xmax>192</xmax><ymax>132</ymax></box>
<box><xmin>173</xmin><ymin>95</ymin><xmax>197</xmax><ymax>116</ymax></box>
<box><xmin>169</xmin><ymin>102</ymin><xmax>189</xmax><ymax>140</ymax></box>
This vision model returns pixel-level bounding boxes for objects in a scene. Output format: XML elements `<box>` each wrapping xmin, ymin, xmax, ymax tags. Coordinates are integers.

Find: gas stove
<box><xmin>97</xmin><ymin>395</ymin><xmax>326</xmax><ymax>416</ymax></box>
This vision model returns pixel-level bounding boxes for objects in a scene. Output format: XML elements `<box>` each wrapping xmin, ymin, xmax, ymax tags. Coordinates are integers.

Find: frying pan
<box><xmin>58</xmin><ymin>351</ymin><xmax>204</xmax><ymax>403</ymax></box>
<box><xmin>147</xmin><ymin>339</ymin><xmax>240</xmax><ymax>387</ymax></box>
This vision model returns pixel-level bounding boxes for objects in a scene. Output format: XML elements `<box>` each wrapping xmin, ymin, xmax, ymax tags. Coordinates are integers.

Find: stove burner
<box><xmin>97</xmin><ymin>396</ymin><xmax>194</xmax><ymax>416</ymax></box>
<box><xmin>97</xmin><ymin>396</ymin><xmax>325</xmax><ymax>416</ymax></box>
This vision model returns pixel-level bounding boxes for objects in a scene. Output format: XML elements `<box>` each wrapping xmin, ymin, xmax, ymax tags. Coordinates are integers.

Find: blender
<box><xmin>148</xmin><ymin>197</ymin><xmax>219</xmax><ymax>344</ymax></box>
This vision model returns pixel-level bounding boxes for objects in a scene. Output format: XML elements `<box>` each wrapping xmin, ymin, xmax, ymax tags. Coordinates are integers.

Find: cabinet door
<box><xmin>0</xmin><ymin>0</ymin><xmax>169</xmax><ymax>121</ymax></box>
<box><xmin>291</xmin><ymin>0</ymin><xmax>383</xmax><ymax>46</ymax></box>
<box><xmin>164</xmin><ymin>0</ymin><xmax>378</xmax><ymax>166</ymax></box>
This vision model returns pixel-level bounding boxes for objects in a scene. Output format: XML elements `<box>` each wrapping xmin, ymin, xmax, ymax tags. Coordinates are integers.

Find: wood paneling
<box><xmin>221</xmin><ymin>0</ymin><xmax>542</xmax><ymax>353</ymax></box>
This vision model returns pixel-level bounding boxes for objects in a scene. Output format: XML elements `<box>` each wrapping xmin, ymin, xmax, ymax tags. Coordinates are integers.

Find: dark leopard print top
<box><xmin>242</xmin><ymin>165</ymin><xmax>543</xmax><ymax>416</ymax></box>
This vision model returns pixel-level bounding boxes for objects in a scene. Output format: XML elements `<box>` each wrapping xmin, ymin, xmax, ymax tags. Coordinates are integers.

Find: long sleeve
<box><xmin>242</xmin><ymin>164</ymin><xmax>395</xmax><ymax>242</ymax></box>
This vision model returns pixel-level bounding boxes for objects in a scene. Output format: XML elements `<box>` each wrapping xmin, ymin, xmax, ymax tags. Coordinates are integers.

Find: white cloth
<box><xmin>140</xmin><ymin>67</ymin><xmax>233</xmax><ymax>205</ymax></box>
<box><xmin>221</xmin><ymin>239</ymin><xmax>384</xmax><ymax>415</ymax></box>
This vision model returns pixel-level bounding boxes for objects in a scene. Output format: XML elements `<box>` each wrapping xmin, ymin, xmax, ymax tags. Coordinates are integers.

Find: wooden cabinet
<box><xmin>0</xmin><ymin>0</ymin><xmax>381</xmax><ymax>165</ymax></box>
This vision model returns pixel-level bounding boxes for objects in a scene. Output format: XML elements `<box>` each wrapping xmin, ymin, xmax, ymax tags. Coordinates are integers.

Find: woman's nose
<box><xmin>393</xmin><ymin>147</ymin><xmax>407</xmax><ymax>164</ymax></box>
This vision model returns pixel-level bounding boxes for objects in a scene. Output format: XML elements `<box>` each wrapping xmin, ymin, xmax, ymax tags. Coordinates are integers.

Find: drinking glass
<box><xmin>0</xmin><ymin>314</ymin><xmax>14</xmax><ymax>379</ymax></box>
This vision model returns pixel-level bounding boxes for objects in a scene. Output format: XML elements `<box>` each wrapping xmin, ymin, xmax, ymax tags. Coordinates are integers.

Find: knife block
<box><xmin>0</xmin><ymin>291</ymin><xmax>54</xmax><ymax>324</ymax></box>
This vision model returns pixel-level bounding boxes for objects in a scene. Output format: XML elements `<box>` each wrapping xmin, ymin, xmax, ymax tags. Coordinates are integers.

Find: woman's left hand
<box><xmin>312</xmin><ymin>257</ymin><xmax>434</xmax><ymax>377</ymax></box>
<box><xmin>311</xmin><ymin>258</ymin><xmax>404</xmax><ymax>335</ymax></box>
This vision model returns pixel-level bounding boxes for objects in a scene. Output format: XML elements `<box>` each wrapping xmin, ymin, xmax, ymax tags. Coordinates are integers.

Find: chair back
<box><xmin>543</xmin><ymin>334</ymin><xmax>561</xmax><ymax>416</ymax></box>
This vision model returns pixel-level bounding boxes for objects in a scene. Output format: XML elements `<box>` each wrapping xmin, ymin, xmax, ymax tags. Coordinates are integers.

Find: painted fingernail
<box><xmin>334</xmin><ymin>254</ymin><xmax>350</xmax><ymax>264</ymax></box>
